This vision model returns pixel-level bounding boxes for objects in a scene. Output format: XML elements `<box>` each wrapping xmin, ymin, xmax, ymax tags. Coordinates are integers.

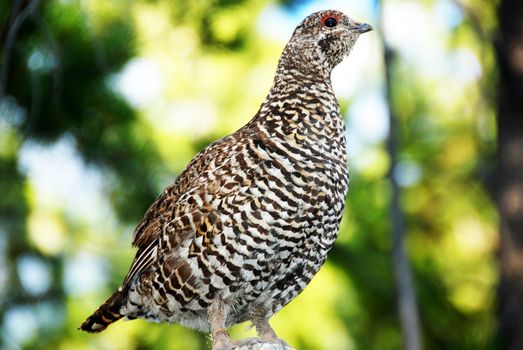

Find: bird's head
<box><xmin>280</xmin><ymin>10</ymin><xmax>372</xmax><ymax>75</ymax></box>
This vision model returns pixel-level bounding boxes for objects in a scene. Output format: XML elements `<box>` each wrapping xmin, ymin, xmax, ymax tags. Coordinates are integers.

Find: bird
<box><xmin>80</xmin><ymin>9</ymin><xmax>372</xmax><ymax>350</ymax></box>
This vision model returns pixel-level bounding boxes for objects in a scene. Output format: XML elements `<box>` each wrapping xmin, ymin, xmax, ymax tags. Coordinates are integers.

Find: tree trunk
<box><xmin>379</xmin><ymin>2</ymin><xmax>423</xmax><ymax>348</ymax></box>
<box><xmin>496</xmin><ymin>1</ymin><xmax>523</xmax><ymax>349</ymax></box>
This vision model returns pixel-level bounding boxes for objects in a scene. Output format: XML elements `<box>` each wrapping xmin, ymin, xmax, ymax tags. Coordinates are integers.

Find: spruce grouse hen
<box><xmin>80</xmin><ymin>9</ymin><xmax>372</xmax><ymax>350</ymax></box>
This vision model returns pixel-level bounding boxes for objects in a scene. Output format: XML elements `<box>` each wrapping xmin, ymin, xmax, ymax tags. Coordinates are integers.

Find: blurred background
<box><xmin>1</xmin><ymin>0</ymin><xmax>521</xmax><ymax>349</ymax></box>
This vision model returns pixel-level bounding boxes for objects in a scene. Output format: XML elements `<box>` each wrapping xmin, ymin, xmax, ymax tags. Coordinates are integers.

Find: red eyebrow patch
<box><xmin>320</xmin><ymin>12</ymin><xmax>341</xmax><ymax>24</ymax></box>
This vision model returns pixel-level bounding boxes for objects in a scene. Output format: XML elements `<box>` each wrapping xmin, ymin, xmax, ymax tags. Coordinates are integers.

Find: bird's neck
<box><xmin>259</xmin><ymin>63</ymin><xmax>336</xmax><ymax>117</ymax></box>
<box><xmin>266</xmin><ymin>56</ymin><xmax>335</xmax><ymax>102</ymax></box>
<box><xmin>271</xmin><ymin>67</ymin><xmax>331</xmax><ymax>94</ymax></box>
<box><xmin>275</xmin><ymin>50</ymin><xmax>332</xmax><ymax>83</ymax></box>
<box><xmin>249</xmin><ymin>62</ymin><xmax>344</xmax><ymax>143</ymax></box>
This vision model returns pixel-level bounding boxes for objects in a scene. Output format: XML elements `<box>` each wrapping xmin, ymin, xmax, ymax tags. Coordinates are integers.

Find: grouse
<box><xmin>80</xmin><ymin>9</ymin><xmax>372</xmax><ymax>350</ymax></box>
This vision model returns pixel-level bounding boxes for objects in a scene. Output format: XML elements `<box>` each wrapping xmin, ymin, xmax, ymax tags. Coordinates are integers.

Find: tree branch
<box><xmin>0</xmin><ymin>0</ymin><xmax>40</xmax><ymax>96</ymax></box>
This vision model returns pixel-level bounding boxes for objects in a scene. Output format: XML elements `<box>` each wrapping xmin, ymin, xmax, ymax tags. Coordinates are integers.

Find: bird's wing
<box><xmin>131</xmin><ymin>135</ymin><xmax>234</xmax><ymax>249</ymax></box>
<box><xmin>121</xmin><ymin>130</ymin><xmax>263</xmax><ymax>288</ymax></box>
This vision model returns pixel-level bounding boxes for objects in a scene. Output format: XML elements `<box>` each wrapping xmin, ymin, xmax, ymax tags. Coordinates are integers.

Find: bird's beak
<box><xmin>353</xmin><ymin>22</ymin><xmax>373</xmax><ymax>34</ymax></box>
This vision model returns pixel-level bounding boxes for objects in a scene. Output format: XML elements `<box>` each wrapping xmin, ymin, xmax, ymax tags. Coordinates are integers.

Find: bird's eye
<box><xmin>323</xmin><ymin>17</ymin><xmax>338</xmax><ymax>28</ymax></box>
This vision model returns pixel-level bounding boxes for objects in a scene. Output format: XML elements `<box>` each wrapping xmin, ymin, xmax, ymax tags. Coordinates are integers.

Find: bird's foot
<box><xmin>270</xmin><ymin>338</ymin><xmax>290</xmax><ymax>348</ymax></box>
<box><xmin>233</xmin><ymin>337</ymin><xmax>292</xmax><ymax>350</ymax></box>
<box><xmin>257</xmin><ymin>329</ymin><xmax>288</xmax><ymax>346</ymax></box>
<box><xmin>253</xmin><ymin>321</ymin><xmax>289</xmax><ymax>347</ymax></box>
<box><xmin>211</xmin><ymin>328</ymin><xmax>234</xmax><ymax>350</ymax></box>
<box><xmin>233</xmin><ymin>337</ymin><xmax>263</xmax><ymax>347</ymax></box>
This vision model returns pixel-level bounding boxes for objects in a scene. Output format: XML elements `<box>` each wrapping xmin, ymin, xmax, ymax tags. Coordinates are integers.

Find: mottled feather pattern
<box><xmin>80</xmin><ymin>9</ymin><xmax>371</xmax><ymax>348</ymax></box>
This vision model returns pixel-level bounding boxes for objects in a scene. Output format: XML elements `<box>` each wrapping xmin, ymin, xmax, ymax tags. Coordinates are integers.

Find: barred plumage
<box><xmin>80</xmin><ymin>9</ymin><xmax>371</xmax><ymax>349</ymax></box>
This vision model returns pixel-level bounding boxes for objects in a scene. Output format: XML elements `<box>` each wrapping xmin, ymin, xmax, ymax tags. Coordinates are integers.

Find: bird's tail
<box><xmin>79</xmin><ymin>291</ymin><xmax>125</xmax><ymax>333</ymax></box>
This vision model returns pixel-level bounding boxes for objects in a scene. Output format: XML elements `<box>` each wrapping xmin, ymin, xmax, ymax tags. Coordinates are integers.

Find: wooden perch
<box><xmin>232</xmin><ymin>340</ymin><xmax>295</xmax><ymax>350</ymax></box>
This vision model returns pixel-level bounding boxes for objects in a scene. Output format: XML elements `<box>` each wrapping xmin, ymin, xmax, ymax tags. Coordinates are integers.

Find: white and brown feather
<box><xmin>80</xmin><ymin>9</ymin><xmax>371</xmax><ymax>336</ymax></box>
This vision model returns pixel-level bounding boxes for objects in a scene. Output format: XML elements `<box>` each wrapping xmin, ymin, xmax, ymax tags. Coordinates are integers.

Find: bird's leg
<box><xmin>250</xmin><ymin>306</ymin><xmax>287</xmax><ymax>345</ymax></box>
<box><xmin>232</xmin><ymin>306</ymin><xmax>284</xmax><ymax>348</ymax></box>
<box><xmin>253</xmin><ymin>316</ymin><xmax>278</xmax><ymax>342</ymax></box>
<box><xmin>208</xmin><ymin>298</ymin><xmax>233</xmax><ymax>350</ymax></box>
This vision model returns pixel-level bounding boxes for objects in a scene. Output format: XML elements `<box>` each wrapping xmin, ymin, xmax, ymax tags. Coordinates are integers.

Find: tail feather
<box><xmin>79</xmin><ymin>291</ymin><xmax>125</xmax><ymax>333</ymax></box>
